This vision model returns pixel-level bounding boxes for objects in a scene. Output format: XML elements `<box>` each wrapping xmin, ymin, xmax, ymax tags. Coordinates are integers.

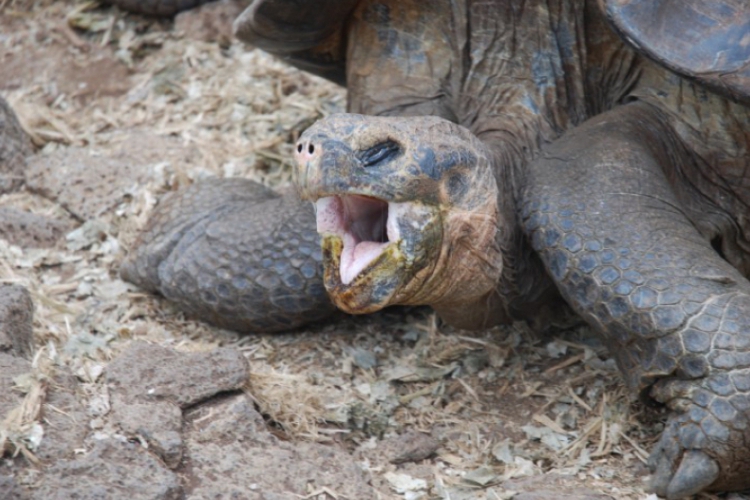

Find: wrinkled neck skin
<box><xmin>344</xmin><ymin>0</ymin><xmax>636</xmax><ymax>329</ymax></box>
<box><xmin>428</xmin><ymin>207</ymin><xmax>515</xmax><ymax>330</ymax></box>
<box><xmin>408</xmin><ymin>164</ymin><xmax>511</xmax><ymax>330</ymax></box>
<box><xmin>425</xmin><ymin>149</ymin><xmax>548</xmax><ymax>331</ymax></box>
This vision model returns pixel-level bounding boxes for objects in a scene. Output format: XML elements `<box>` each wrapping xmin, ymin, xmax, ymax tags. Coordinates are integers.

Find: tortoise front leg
<box><xmin>520</xmin><ymin>102</ymin><xmax>750</xmax><ymax>498</ymax></box>
<box><xmin>121</xmin><ymin>178</ymin><xmax>335</xmax><ymax>333</ymax></box>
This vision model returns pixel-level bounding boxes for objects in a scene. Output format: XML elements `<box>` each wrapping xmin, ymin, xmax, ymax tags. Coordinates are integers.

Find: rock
<box><xmin>0</xmin><ymin>97</ymin><xmax>32</xmax><ymax>194</ymax></box>
<box><xmin>0</xmin><ymin>285</ymin><xmax>34</xmax><ymax>358</ymax></box>
<box><xmin>32</xmin><ymin>439</ymin><xmax>182</xmax><ymax>500</ymax></box>
<box><xmin>0</xmin><ymin>353</ymin><xmax>31</xmax><ymax>418</ymax></box>
<box><xmin>35</xmin><ymin>372</ymin><xmax>90</xmax><ymax>463</ymax></box>
<box><xmin>0</xmin><ymin>43</ymin><xmax>131</xmax><ymax>102</ymax></box>
<box><xmin>111</xmin><ymin>398</ymin><xmax>183</xmax><ymax>468</ymax></box>
<box><xmin>25</xmin><ymin>145</ymin><xmax>128</xmax><ymax>220</ymax></box>
<box><xmin>106</xmin><ymin>342</ymin><xmax>242</xmax><ymax>470</ymax></box>
<box><xmin>185</xmin><ymin>392</ymin><xmax>275</xmax><ymax>446</ymax></box>
<box><xmin>504</xmin><ymin>473</ymin><xmax>614</xmax><ymax>500</ymax></box>
<box><xmin>380</xmin><ymin>431</ymin><xmax>440</xmax><ymax>464</ymax></box>
<box><xmin>181</xmin><ymin>393</ymin><xmax>376</xmax><ymax>499</ymax></box>
<box><xmin>0</xmin><ymin>208</ymin><xmax>76</xmax><ymax>249</ymax></box>
<box><xmin>0</xmin><ymin>9</ymin><xmax>133</xmax><ymax>111</ymax></box>
<box><xmin>106</xmin><ymin>342</ymin><xmax>248</xmax><ymax>408</ymax></box>
<box><xmin>25</xmin><ymin>132</ymin><xmax>199</xmax><ymax>221</ymax></box>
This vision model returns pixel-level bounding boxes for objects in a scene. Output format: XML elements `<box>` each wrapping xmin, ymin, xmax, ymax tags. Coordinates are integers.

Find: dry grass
<box><xmin>0</xmin><ymin>349</ymin><xmax>50</xmax><ymax>464</ymax></box>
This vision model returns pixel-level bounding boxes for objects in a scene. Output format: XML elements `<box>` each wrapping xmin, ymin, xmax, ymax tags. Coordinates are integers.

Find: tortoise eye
<box><xmin>358</xmin><ymin>140</ymin><xmax>401</xmax><ymax>167</ymax></box>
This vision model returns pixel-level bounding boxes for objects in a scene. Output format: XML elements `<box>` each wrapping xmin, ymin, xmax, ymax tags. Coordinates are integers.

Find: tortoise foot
<box><xmin>121</xmin><ymin>178</ymin><xmax>335</xmax><ymax>333</ymax></box>
<box><xmin>648</xmin><ymin>374</ymin><xmax>750</xmax><ymax>498</ymax></box>
<box><xmin>650</xmin><ymin>437</ymin><xmax>719</xmax><ymax>498</ymax></box>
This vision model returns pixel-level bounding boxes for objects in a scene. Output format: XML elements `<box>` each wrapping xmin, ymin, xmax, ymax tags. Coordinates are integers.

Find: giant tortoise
<box><xmin>114</xmin><ymin>0</ymin><xmax>750</xmax><ymax>497</ymax></box>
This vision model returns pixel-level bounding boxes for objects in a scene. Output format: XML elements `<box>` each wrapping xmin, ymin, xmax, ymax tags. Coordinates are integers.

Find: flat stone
<box><xmin>0</xmin><ymin>97</ymin><xmax>32</xmax><ymax>194</ymax></box>
<box><xmin>111</xmin><ymin>397</ymin><xmax>183</xmax><ymax>468</ymax></box>
<box><xmin>504</xmin><ymin>473</ymin><xmax>614</xmax><ymax>500</ymax></box>
<box><xmin>0</xmin><ymin>42</ymin><xmax>131</xmax><ymax>101</ymax></box>
<box><xmin>25</xmin><ymin>132</ymin><xmax>199</xmax><ymax>221</ymax></box>
<box><xmin>380</xmin><ymin>431</ymin><xmax>440</xmax><ymax>464</ymax></box>
<box><xmin>106</xmin><ymin>342</ymin><xmax>248</xmax><ymax>408</ymax></box>
<box><xmin>0</xmin><ymin>284</ymin><xmax>34</xmax><ymax>358</ymax></box>
<box><xmin>0</xmin><ymin>207</ymin><xmax>76</xmax><ymax>249</ymax></box>
<box><xmin>32</xmin><ymin>439</ymin><xmax>182</xmax><ymax>500</ymax></box>
<box><xmin>35</xmin><ymin>372</ymin><xmax>90</xmax><ymax>463</ymax></box>
<box><xmin>185</xmin><ymin>392</ymin><xmax>276</xmax><ymax>447</ymax></box>
<box><xmin>181</xmin><ymin>393</ymin><xmax>376</xmax><ymax>499</ymax></box>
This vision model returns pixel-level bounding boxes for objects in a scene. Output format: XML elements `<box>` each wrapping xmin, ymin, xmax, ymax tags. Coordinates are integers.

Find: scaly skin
<box><xmin>296</xmin><ymin>114</ymin><xmax>507</xmax><ymax>328</ymax></box>
<box><xmin>291</xmin><ymin>1</ymin><xmax>750</xmax><ymax>496</ymax></box>
<box><xmin>296</xmin><ymin>104</ymin><xmax>750</xmax><ymax>498</ymax></box>
<box><xmin>122</xmin><ymin>0</ymin><xmax>750</xmax><ymax>495</ymax></box>
<box><xmin>121</xmin><ymin>178</ymin><xmax>334</xmax><ymax>332</ymax></box>
<box><xmin>520</xmin><ymin>102</ymin><xmax>750</xmax><ymax>497</ymax></box>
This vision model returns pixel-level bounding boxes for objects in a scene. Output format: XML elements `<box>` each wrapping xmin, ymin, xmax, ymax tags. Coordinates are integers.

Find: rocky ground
<box><xmin>0</xmin><ymin>1</ymin><xmax>745</xmax><ymax>499</ymax></box>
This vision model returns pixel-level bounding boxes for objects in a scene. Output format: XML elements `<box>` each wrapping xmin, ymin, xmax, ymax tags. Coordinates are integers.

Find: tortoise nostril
<box><xmin>297</xmin><ymin>143</ymin><xmax>303</xmax><ymax>153</ymax></box>
<box><xmin>308</xmin><ymin>144</ymin><xmax>315</xmax><ymax>155</ymax></box>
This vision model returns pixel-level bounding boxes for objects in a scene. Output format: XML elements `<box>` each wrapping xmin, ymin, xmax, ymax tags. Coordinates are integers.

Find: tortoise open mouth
<box><xmin>315</xmin><ymin>195</ymin><xmax>401</xmax><ymax>285</ymax></box>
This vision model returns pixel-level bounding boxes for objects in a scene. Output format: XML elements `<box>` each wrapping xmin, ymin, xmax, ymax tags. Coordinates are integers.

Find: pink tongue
<box><xmin>340</xmin><ymin>238</ymin><xmax>387</xmax><ymax>285</ymax></box>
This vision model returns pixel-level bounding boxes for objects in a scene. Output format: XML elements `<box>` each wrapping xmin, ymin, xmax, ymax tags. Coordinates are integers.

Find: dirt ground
<box><xmin>0</xmin><ymin>1</ymin><xmax>741</xmax><ymax>499</ymax></box>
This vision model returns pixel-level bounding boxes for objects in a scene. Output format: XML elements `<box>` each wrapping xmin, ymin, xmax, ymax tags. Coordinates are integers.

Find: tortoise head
<box><xmin>295</xmin><ymin>113</ymin><xmax>505</xmax><ymax>317</ymax></box>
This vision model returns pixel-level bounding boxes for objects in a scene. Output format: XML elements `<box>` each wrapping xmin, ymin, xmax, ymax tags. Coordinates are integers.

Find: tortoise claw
<box><xmin>650</xmin><ymin>444</ymin><xmax>720</xmax><ymax>499</ymax></box>
<box><xmin>649</xmin><ymin>419</ymin><xmax>721</xmax><ymax>499</ymax></box>
<box><xmin>666</xmin><ymin>451</ymin><xmax>719</xmax><ymax>499</ymax></box>
<box><xmin>648</xmin><ymin>424</ymin><xmax>679</xmax><ymax>497</ymax></box>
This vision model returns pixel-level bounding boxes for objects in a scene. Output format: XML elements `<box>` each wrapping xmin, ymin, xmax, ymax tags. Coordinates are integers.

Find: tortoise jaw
<box><xmin>315</xmin><ymin>195</ymin><xmax>400</xmax><ymax>286</ymax></box>
<box><xmin>313</xmin><ymin>195</ymin><xmax>438</xmax><ymax>314</ymax></box>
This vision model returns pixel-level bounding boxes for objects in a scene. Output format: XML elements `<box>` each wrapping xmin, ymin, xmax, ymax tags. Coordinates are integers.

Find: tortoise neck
<box><xmin>456</xmin><ymin>0</ymin><xmax>591</xmax><ymax>163</ymax></box>
<box><xmin>429</xmin><ymin>147</ymin><xmax>545</xmax><ymax>331</ymax></box>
